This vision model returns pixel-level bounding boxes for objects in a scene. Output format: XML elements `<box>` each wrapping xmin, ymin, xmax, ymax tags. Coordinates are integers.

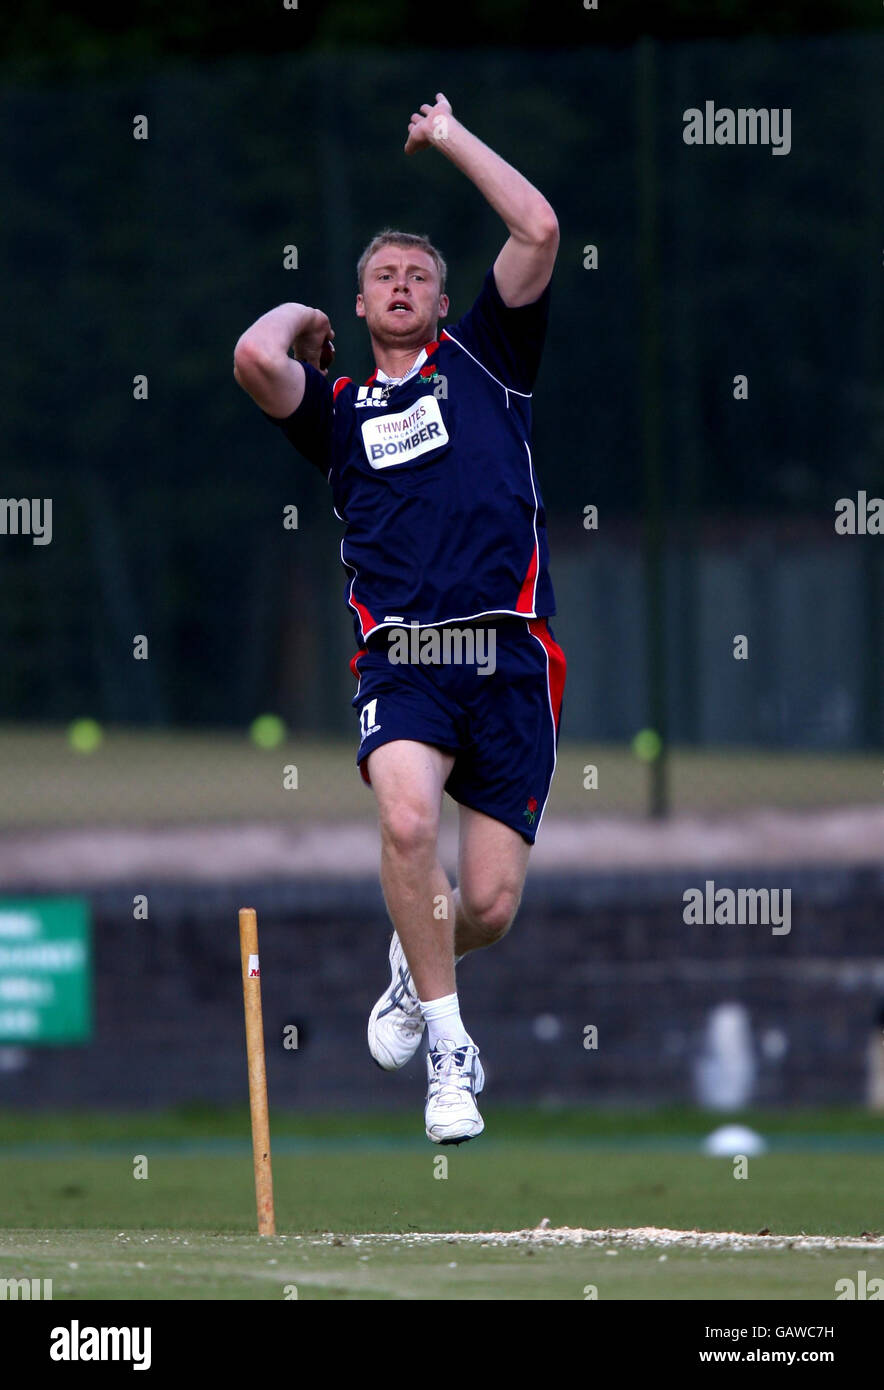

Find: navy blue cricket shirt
<box><xmin>263</xmin><ymin>265</ymin><xmax>557</xmax><ymax>646</ymax></box>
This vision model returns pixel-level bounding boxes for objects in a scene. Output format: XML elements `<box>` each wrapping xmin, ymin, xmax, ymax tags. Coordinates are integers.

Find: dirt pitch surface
<box><xmin>322</xmin><ymin>1225</ymin><xmax>884</xmax><ymax>1251</ymax></box>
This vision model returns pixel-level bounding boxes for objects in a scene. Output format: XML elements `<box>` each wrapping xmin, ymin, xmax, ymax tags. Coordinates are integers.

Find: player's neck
<box><xmin>370</xmin><ymin>333</ymin><xmax>436</xmax><ymax>380</ymax></box>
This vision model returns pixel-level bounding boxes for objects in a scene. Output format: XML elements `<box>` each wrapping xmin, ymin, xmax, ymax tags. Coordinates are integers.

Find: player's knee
<box><xmin>380</xmin><ymin>801</ymin><xmax>438</xmax><ymax>858</ymax></box>
<box><xmin>465</xmin><ymin>888</ymin><xmax>520</xmax><ymax>944</ymax></box>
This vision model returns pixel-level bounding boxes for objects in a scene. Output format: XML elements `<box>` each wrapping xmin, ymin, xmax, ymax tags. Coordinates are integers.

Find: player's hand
<box><xmin>405</xmin><ymin>93</ymin><xmax>454</xmax><ymax>155</ymax></box>
<box><xmin>292</xmin><ymin>308</ymin><xmax>335</xmax><ymax>375</ymax></box>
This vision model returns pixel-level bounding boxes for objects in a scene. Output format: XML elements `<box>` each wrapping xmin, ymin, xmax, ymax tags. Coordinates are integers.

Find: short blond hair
<box><xmin>357</xmin><ymin>229</ymin><xmax>447</xmax><ymax>295</ymax></box>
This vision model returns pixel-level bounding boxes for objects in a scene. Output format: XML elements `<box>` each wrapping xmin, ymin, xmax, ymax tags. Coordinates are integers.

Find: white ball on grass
<box><xmin>703</xmin><ymin>1124</ymin><xmax>767</xmax><ymax>1157</ymax></box>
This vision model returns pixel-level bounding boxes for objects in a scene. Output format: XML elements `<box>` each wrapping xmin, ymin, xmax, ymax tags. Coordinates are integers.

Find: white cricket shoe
<box><xmin>368</xmin><ymin>933</ymin><xmax>425</xmax><ymax>1070</ymax></box>
<box><xmin>424</xmin><ymin>1039</ymin><xmax>485</xmax><ymax>1145</ymax></box>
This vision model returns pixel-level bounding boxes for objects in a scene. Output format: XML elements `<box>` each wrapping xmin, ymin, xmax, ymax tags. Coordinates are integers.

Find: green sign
<box><xmin>0</xmin><ymin>897</ymin><xmax>92</xmax><ymax>1043</ymax></box>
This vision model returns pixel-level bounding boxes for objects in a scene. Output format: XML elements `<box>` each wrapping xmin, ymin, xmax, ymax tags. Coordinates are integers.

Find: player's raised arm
<box><xmin>404</xmin><ymin>93</ymin><xmax>559</xmax><ymax>307</ymax></box>
<box><xmin>233</xmin><ymin>303</ymin><xmax>334</xmax><ymax>418</ymax></box>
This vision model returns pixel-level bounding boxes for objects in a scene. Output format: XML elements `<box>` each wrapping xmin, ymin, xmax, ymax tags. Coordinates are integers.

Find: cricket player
<box><xmin>234</xmin><ymin>94</ymin><xmax>566</xmax><ymax>1144</ymax></box>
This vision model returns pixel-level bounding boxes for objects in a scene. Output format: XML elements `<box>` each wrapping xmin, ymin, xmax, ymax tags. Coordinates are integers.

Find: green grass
<box><xmin>0</xmin><ymin>1107</ymin><xmax>881</xmax><ymax>1299</ymax></box>
<box><xmin>1</xmin><ymin>1102</ymin><xmax>882</xmax><ymax>1145</ymax></box>
<box><xmin>0</xmin><ymin>725</ymin><xmax>879</xmax><ymax>827</ymax></box>
<box><xmin>1</xmin><ymin>1150</ymin><xmax>880</xmax><ymax>1238</ymax></box>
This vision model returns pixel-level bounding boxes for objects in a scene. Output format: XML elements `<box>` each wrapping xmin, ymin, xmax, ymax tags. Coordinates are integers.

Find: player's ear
<box><xmin>438</xmin><ymin>293</ymin><xmax>449</xmax><ymax>319</ymax></box>
<box><xmin>355</xmin><ymin>293</ymin><xmax>365</xmax><ymax>318</ymax></box>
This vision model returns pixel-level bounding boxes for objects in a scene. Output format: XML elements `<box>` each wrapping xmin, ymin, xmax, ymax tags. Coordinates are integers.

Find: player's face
<box><xmin>356</xmin><ymin>247</ymin><xmax>449</xmax><ymax>345</ymax></box>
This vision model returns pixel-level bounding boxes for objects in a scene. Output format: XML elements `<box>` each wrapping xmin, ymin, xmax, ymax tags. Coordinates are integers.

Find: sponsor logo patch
<box><xmin>360</xmin><ymin>396</ymin><xmax>448</xmax><ymax>469</ymax></box>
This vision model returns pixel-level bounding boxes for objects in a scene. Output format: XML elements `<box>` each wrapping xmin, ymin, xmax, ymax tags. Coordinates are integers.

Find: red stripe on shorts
<box><xmin>527</xmin><ymin>617</ymin><xmax>566</xmax><ymax>734</ymax></box>
<box><xmin>515</xmin><ymin>541</ymin><xmax>539</xmax><ymax>613</ymax></box>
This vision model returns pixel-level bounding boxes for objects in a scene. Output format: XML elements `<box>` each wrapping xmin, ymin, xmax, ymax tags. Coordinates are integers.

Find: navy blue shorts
<box><xmin>349</xmin><ymin>616</ymin><xmax>566</xmax><ymax>845</ymax></box>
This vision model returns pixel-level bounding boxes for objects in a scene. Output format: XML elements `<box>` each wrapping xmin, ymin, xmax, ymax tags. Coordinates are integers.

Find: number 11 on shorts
<box><xmin>360</xmin><ymin>698</ymin><xmax>381</xmax><ymax>742</ymax></box>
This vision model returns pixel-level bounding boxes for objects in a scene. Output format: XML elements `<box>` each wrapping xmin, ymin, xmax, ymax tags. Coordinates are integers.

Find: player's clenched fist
<box><xmin>405</xmin><ymin>92</ymin><xmax>454</xmax><ymax>155</ymax></box>
<box><xmin>293</xmin><ymin>308</ymin><xmax>335</xmax><ymax>374</ymax></box>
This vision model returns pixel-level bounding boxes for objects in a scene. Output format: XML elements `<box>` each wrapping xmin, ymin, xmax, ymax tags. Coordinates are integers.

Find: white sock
<box><xmin>420</xmin><ymin>992</ymin><xmax>470</xmax><ymax>1051</ymax></box>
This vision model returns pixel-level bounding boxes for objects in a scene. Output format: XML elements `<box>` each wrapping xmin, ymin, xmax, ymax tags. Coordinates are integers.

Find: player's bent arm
<box><xmin>234</xmin><ymin>343</ymin><xmax>306</xmax><ymax>418</ymax></box>
<box><xmin>450</xmin><ymin>127</ymin><xmax>559</xmax><ymax>306</ymax></box>
<box><xmin>233</xmin><ymin>303</ymin><xmax>331</xmax><ymax>418</ymax></box>
<box><xmin>406</xmin><ymin>95</ymin><xmax>559</xmax><ymax>307</ymax></box>
<box><xmin>492</xmin><ymin>223</ymin><xmax>559</xmax><ymax>311</ymax></box>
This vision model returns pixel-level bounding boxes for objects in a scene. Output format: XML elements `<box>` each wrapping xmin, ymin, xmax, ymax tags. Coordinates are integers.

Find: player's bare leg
<box><xmin>366</xmin><ymin>738</ymin><xmax>457</xmax><ymax>1001</ymax></box>
<box><xmin>366</xmin><ymin>738</ymin><xmax>485</xmax><ymax>1141</ymax></box>
<box><xmin>453</xmin><ymin>804</ymin><xmax>531</xmax><ymax>957</ymax></box>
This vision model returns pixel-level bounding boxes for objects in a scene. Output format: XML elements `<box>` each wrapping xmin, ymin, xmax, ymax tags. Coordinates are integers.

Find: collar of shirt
<box><xmin>361</xmin><ymin>340</ymin><xmax>442</xmax><ymax>391</ymax></box>
<box><xmin>373</xmin><ymin>346</ymin><xmax>430</xmax><ymax>389</ymax></box>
